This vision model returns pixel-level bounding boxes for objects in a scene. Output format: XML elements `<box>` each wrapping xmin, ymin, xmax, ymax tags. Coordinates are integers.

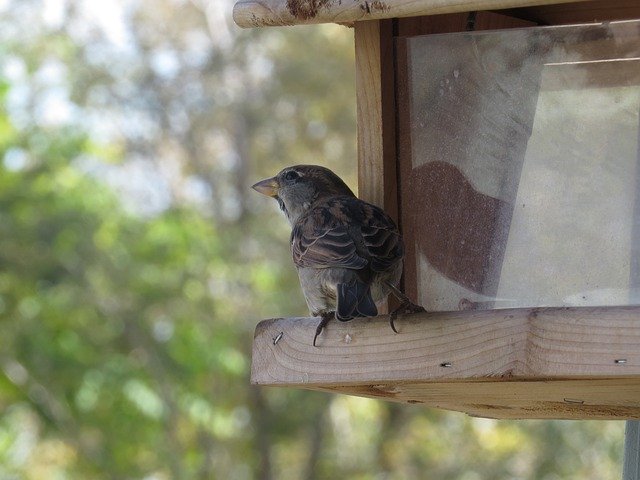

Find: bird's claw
<box><xmin>313</xmin><ymin>312</ymin><xmax>334</xmax><ymax>347</ymax></box>
<box><xmin>389</xmin><ymin>314</ymin><xmax>399</xmax><ymax>334</ymax></box>
<box><xmin>389</xmin><ymin>301</ymin><xmax>426</xmax><ymax>333</ymax></box>
<box><xmin>385</xmin><ymin>281</ymin><xmax>425</xmax><ymax>333</ymax></box>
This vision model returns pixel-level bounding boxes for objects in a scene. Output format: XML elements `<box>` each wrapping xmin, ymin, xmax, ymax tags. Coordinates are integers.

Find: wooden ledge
<box><xmin>232</xmin><ymin>0</ymin><xmax>580</xmax><ymax>28</ymax></box>
<box><xmin>251</xmin><ymin>306</ymin><xmax>640</xmax><ymax>419</ymax></box>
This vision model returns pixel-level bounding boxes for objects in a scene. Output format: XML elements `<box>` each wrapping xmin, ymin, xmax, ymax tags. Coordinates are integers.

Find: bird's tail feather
<box><xmin>336</xmin><ymin>282</ymin><xmax>377</xmax><ymax>321</ymax></box>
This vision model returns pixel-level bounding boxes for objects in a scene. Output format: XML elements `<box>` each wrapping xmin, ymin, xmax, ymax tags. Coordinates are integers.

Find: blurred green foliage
<box><xmin>0</xmin><ymin>1</ymin><xmax>626</xmax><ymax>479</ymax></box>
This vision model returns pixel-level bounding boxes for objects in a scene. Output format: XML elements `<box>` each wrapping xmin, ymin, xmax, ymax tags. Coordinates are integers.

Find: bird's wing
<box><xmin>359</xmin><ymin>222</ymin><xmax>404</xmax><ymax>272</ymax></box>
<box><xmin>291</xmin><ymin>196</ymin><xmax>403</xmax><ymax>272</ymax></box>
<box><xmin>291</xmin><ymin>222</ymin><xmax>367</xmax><ymax>269</ymax></box>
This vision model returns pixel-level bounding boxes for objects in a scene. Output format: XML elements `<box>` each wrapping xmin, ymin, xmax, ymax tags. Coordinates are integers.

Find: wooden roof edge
<box><xmin>232</xmin><ymin>0</ymin><xmax>580</xmax><ymax>28</ymax></box>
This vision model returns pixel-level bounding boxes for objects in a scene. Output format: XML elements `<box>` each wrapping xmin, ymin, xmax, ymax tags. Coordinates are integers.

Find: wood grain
<box><xmin>395</xmin><ymin>10</ymin><xmax>535</xmax><ymax>37</ymax></box>
<box><xmin>232</xmin><ymin>0</ymin><xmax>585</xmax><ymax>28</ymax></box>
<box><xmin>251</xmin><ymin>306</ymin><xmax>640</xmax><ymax>419</ymax></box>
<box><xmin>354</xmin><ymin>21</ymin><xmax>399</xmax><ymax>222</ymax></box>
<box><xmin>355</xmin><ymin>20</ymin><xmax>384</xmax><ymax>208</ymax></box>
<box><xmin>354</xmin><ymin>20</ymin><xmax>398</xmax><ymax>313</ymax></box>
<box><xmin>355</xmin><ymin>20</ymin><xmax>400</xmax><ymax>313</ymax></box>
<box><xmin>318</xmin><ymin>379</ymin><xmax>640</xmax><ymax>419</ymax></box>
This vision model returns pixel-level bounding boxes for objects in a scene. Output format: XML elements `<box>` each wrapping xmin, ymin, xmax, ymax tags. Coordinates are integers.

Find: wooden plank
<box><xmin>397</xmin><ymin>10</ymin><xmax>535</xmax><ymax>36</ymax></box>
<box><xmin>251</xmin><ymin>306</ymin><xmax>640</xmax><ymax>419</ymax></box>
<box><xmin>501</xmin><ymin>0</ymin><xmax>640</xmax><ymax>25</ymax></box>
<box><xmin>378</xmin><ymin>20</ymin><xmax>398</xmax><ymax>224</ymax></box>
<box><xmin>355</xmin><ymin>20</ymin><xmax>386</xmax><ymax>209</ymax></box>
<box><xmin>252</xmin><ymin>307</ymin><xmax>640</xmax><ymax>383</ymax></box>
<box><xmin>317</xmin><ymin>379</ymin><xmax>640</xmax><ymax>419</ymax></box>
<box><xmin>397</xmin><ymin>12</ymin><xmax>469</xmax><ymax>37</ymax></box>
<box><xmin>472</xmin><ymin>9</ymin><xmax>538</xmax><ymax>28</ymax></box>
<box><xmin>233</xmin><ymin>0</ymin><xmax>584</xmax><ymax>28</ymax></box>
<box><xmin>354</xmin><ymin>20</ymin><xmax>400</xmax><ymax>314</ymax></box>
<box><xmin>355</xmin><ymin>20</ymin><xmax>402</xmax><ymax>313</ymax></box>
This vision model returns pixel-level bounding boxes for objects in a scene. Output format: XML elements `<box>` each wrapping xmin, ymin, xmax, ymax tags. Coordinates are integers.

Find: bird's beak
<box><xmin>252</xmin><ymin>176</ymin><xmax>279</xmax><ymax>197</ymax></box>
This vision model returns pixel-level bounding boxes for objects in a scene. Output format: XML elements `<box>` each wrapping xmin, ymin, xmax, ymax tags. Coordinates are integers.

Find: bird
<box><xmin>252</xmin><ymin>165</ymin><xmax>424</xmax><ymax>346</ymax></box>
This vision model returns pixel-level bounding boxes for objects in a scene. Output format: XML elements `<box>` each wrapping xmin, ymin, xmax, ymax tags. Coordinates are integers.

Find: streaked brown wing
<box><xmin>291</xmin><ymin>197</ymin><xmax>403</xmax><ymax>271</ymax></box>
<box><xmin>360</xmin><ymin>224</ymin><xmax>404</xmax><ymax>272</ymax></box>
<box><xmin>292</xmin><ymin>223</ymin><xmax>368</xmax><ymax>269</ymax></box>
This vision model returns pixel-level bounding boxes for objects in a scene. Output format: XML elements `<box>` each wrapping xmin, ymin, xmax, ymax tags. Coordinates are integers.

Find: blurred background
<box><xmin>0</xmin><ymin>0</ymin><xmax>626</xmax><ymax>478</ymax></box>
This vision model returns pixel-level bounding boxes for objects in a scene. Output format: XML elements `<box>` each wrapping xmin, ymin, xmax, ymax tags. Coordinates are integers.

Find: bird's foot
<box><xmin>389</xmin><ymin>301</ymin><xmax>426</xmax><ymax>333</ymax></box>
<box><xmin>313</xmin><ymin>312</ymin><xmax>335</xmax><ymax>347</ymax></box>
<box><xmin>385</xmin><ymin>282</ymin><xmax>425</xmax><ymax>333</ymax></box>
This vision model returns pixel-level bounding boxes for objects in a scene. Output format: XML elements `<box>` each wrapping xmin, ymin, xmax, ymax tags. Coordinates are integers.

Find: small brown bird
<box><xmin>252</xmin><ymin>165</ymin><xmax>423</xmax><ymax>346</ymax></box>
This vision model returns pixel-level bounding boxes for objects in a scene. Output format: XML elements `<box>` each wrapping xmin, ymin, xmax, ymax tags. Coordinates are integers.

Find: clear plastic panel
<box><xmin>397</xmin><ymin>20</ymin><xmax>640</xmax><ymax>311</ymax></box>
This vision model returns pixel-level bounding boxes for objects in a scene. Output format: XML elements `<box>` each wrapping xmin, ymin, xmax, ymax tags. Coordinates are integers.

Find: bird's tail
<box><xmin>336</xmin><ymin>281</ymin><xmax>378</xmax><ymax>321</ymax></box>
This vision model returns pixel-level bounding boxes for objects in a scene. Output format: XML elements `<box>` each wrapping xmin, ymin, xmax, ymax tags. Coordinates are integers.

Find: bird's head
<box><xmin>252</xmin><ymin>165</ymin><xmax>355</xmax><ymax>225</ymax></box>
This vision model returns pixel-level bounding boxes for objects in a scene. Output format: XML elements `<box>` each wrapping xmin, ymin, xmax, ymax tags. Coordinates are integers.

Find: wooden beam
<box><xmin>355</xmin><ymin>20</ymin><xmax>399</xmax><ymax>215</ymax></box>
<box><xmin>232</xmin><ymin>0</ymin><xmax>585</xmax><ymax>28</ymax></box>
<box><xmin>251</xmin><ymin>306</ymin><xmax>640</xmax><ymax>419</ymax></box>
<box><xmin>354</xmin><ymin>20</ymin><xmax>399</xmax><ymax>313</ymax></box>
<box><xmin>318</xmin><ymin>379</ymin><xmax>640</xmax><ymax>419</ymax></box>
<box><xmin>355</xmin><ymin>20</ymin><xmax>384</xmax><ymax>208</ymax></box>
<box><xmin>355</xmin><ymin>20</ymin><xmax>400</xmax><ymax>313</ymax></box>
<box><xmin>396</xmin><ymin>10</ymin><xmax>535</xmax><ymax>36</ymax></box>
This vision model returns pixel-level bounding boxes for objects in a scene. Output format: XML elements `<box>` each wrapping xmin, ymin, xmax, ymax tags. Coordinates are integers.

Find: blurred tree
<box><xmin>0</xmin><ymin>1</ymin><xmax>626</xmax><ymax>479</ymax></box>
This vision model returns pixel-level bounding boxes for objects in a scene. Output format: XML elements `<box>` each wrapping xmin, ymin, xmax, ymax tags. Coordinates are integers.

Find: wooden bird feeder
<box><xmin>234</xmin><ymin>0</ymin><xmax>640</xmax><ymax>420</ymax></box>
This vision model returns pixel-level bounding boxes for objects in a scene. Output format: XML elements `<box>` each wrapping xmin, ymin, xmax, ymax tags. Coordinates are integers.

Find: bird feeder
<box><xmin>234</xmin><ymin>0</ymin><xmax>640</xmax><ymax>420</ymax></box>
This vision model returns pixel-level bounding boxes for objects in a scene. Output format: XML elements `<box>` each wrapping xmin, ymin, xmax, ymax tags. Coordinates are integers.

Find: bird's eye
<box><xmin>283</xmin><ymin>170</ymin><xmax>299</xmax><ymax>181</ymax></box>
